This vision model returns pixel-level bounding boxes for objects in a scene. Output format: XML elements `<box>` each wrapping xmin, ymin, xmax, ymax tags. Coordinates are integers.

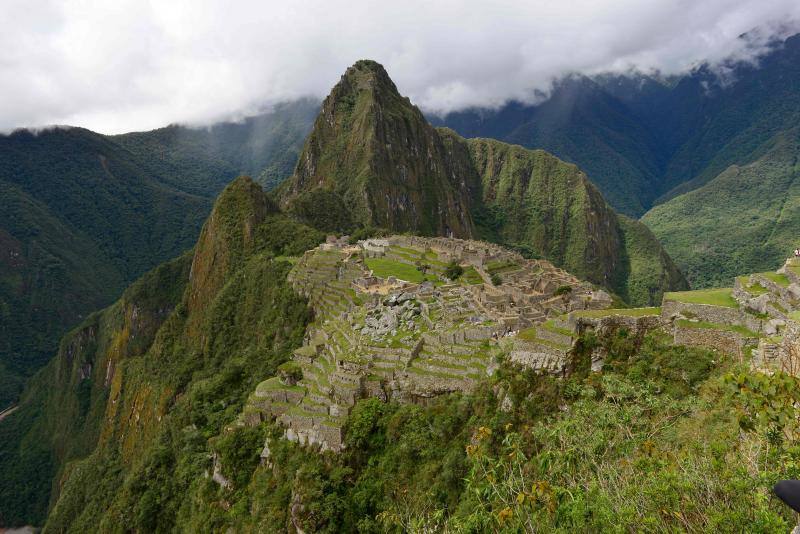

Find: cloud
<box><xmin>1</xmin><ymin>0</ymin><xmax>799</xmax><ymax>134</ymax></box>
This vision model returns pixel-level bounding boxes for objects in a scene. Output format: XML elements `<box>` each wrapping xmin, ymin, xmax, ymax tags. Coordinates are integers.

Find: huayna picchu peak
<box><xmin>278</xmin><ymin>59</ymin><xmax>476</xmax><ymax>238</ymax></box>
<box><xmin>278</xmin><ymin>60</ymin><xmax>686</xmax><ymax>306</ymax></box>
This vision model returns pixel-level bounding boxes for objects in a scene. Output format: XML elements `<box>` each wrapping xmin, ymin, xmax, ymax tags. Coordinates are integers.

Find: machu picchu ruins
<box><xmin>243</xmin><ymin>242</ymin><xmax>800</xmax><ymax>452</ymax></box>
<box><xmin>243</xmin><ymin>235</ymin><xmax>613</xmax><ymax>450</ymax></box>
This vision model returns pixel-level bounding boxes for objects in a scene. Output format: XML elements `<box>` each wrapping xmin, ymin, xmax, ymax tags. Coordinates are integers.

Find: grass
<box><xmin>365</xmin><ymin>258</ymin><xmax>438</xmax><ymax>284</ymax></box>
<box><xmin>273</xmin><ymin>255</ymin><xmax>300</xmax><ymax>264</ymax></box>
<box><xmin>571</xmin><ymin>307</ymin><xmax>661</xmax><ymax>319</ymax></box>
<box><xmin>755</xmin><ymin>271</ymin><xmax>790</xmax><ymax>287</ymax></box>
<box><xmin>517</xmin><ymin>328</ymin><xmax>571</xmax><ymax>350</ymax></box>
<box><xmin>460</xmin><ymin>266</ymin><xmax>484</xmax><ymax>285</ymax></box>
<box><xmin>737</xmin><ymin>276</ymin><xmax>769</xmax><ymax>296</ymax></box>
<box><xmin>256</xmin><ymin>378</ymin><xmax>305</xmax><ymax>393</ymax></box>
<box><xmin>788</xmin><ymin>311</ymin><xmax>800</xmax><ymax>322</ymax></box>
<box><xmin>485</xmin><ymin>259</ymin><xmax>520</xmax><ymax>274</ymax></box>
<box><xmin>675</xmin><ymin>319</ymin><xmax>759</xmax><ymax>338</ymax></box>
<box><xmin>540</xmin><ymin>320</ymin><xmax>575</xmax><ymax>337</ymax></box>
<box><xmin>664</xmin><ymin>288</ymin><xmax>738</xmax><ymax>308</ymax></box>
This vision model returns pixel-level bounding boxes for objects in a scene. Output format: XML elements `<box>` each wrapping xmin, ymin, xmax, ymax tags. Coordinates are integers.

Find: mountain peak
<box><xmin>278</xmin><ymin>60</ymin><xmax>475</xmax><ymax>237</ymax></box>
<box><xmin>187</xmin><ymin>176</ymin><xmax>271</xmax><ymax>314</ymax></box>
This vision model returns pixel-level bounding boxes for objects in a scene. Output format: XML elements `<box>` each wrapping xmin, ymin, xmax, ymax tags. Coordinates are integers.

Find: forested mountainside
<box><xmin>2</xmin><ymin>176</ymin><xmax>797</xmax><ymax>532</ymax></box>
<box><xmin>643</xmin><ymin>128</ymin><xmax>800</xmax><ymax>287</ymax></box>
<box><xmin>434</xmin><ymin>33</ymin><xmax>800</xmax><ymax>218</ymax></box>
<box><xmin>0</xmin><ymin>102</ymin><xmax>316</xmax><ymax>409</ymax></box>
<box><xmin>278</xmin><ymin>60</ymin><xmax>686</xmax><ymax>305</ymax></box>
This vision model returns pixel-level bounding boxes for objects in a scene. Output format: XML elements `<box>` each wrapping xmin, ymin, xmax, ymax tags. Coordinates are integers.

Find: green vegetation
<box><xmin>444</xmin><ymin>260</ymin><xmax>464</xmax><ymax>281</ymax></box>
<box><xmin>675</xmin><ymin>319</ymin><xmax>760</xmax><ymax>338</ymax></box>
<box><xmin>554</xmin><ymin>284</ymin><xmax>572</xmax><ymax>296</ymax></box>
<box><xmin>466</xmin><ymin>136</ymin><xmax>687</xmax><ymax>305</ymax></box>
<box><xmin>0</xmin><ymin>101</ymin><xmax>317</xmax><ymax>408</ymax></box>
<box><xmin>0</xmin><ymin>178</ymin><xmax>321</xmax><ymax>527</ymax></box>
<box><xmin>34</xmin><ymin>325</ymin><xmax>793</xmax><ymax>532</ymax></box>
<box><xmin>276</xmin><ymin>60</ymin><xmax>473</xmax><ymax>238</ymax></box>
<box><xmin>490</xmin><ymin>272</ymin><xmax>502</xmax><ymax>286</ymax></box>
<box><xmin>460</xmin><ymin>266</ymin><xmax>482</xmax><ymax>285</ymax></box>
<box><xmin>644</xmin><ymin>129</ymin><xmax>800</xmax><ymax>289</ymax></box>
<box><xmin>485</xmin><ymin>258</ymin><xmax>519</xmax><ymax>274</ymax></box>
<box><xmin>439</xmin><ymin>34</ymin><xmax>800</xmax><ymax>230</ymax></box>
<box><xmin>739</xmin><ymin>277</ymin><xmax>770</xmax><ymax>295</ymax></box>
<box><xmin>275</xmin><ymin>59</ymin><xmax>685</xmax><ymax>307</ymax></box>
<box><xmin>757</xmin><ymin>271</ymin><xmax>791</xmax><ymax>287</ymax></box>
<box><xmin>664</xmin><ymin>288</ymin><xmax>739</xmax><ymax>308</ymax></box>
<box><xmin>3</xmin><ymin>171</ymin><xmax>799</xmax><ymax>531</ymax></box>
<box><xmin>365</xmin><ymin>258</ymin><xmax>437</xmax><ymax>283</ymax></box>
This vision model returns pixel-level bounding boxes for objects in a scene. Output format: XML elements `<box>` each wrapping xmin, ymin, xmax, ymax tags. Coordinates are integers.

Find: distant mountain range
<box><xmin>434</xmin><ymin>33</ymin><xmax>800</xmax><ymax>288</ymax></box>
<box><xmin>0</xmin><ymin>101</ymin><xmax>317</xmax><ymax>408</ymax></box>
<box><xmin>433</xmin><ymin>34</ymin><xmax>800</xmax><ymax>219</ymax></box>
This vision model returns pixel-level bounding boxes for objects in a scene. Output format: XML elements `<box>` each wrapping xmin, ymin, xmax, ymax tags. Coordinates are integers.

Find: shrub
<box><xmin>490</xmin><ymin>273</ymin><xmax>502</xmax><ymax>286</ymax></box>
<box><xmin>555</xmin><ymin>285</ymin><xmax>572</xmax><ymax>296</ymax></box>
<box><xmin>444</xmin><ymin>261</ymin><xmax>464</xmax><ymax>280</ymax></box>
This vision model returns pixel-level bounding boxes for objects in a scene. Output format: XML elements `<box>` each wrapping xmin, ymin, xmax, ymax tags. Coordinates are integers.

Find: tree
<box><xmin>444</xmin><ymin>261</ymin><xmax>464</xmax><ymax>280</ymax></box>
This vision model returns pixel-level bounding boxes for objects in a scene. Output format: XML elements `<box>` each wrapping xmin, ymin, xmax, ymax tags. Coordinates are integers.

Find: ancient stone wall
<box><xmin>661</xmin><ymin>300</ymin><xmax>762</xmax><ymax>332</ymax></box>
<box><xmin>673</xmin><ymin>326</ymin><xmax>755</xmax><ymax>359</ymax></box>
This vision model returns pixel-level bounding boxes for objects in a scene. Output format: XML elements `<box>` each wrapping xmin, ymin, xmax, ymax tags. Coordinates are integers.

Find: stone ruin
<box><xmin>242</xmin><ymin>235</ymin><xmax>613</xmax><ymax>451</ymax></box>
<box><xmin>660</xmin><ymin>257</ymin><xmax>800</xmax><ymax>369</ymax></box>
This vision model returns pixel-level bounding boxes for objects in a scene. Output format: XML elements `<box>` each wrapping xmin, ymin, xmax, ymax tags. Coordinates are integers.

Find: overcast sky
<box><xmin>2</xmin><ymin>0</ymin><xmax>799</xmax><ymax>134</ymax></box>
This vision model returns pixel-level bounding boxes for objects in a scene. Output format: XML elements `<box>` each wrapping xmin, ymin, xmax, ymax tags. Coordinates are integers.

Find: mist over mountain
<box><xmin>433</xmin><ymin>32</ymin><xmax>800</xmax><ymax>222</ymax></box>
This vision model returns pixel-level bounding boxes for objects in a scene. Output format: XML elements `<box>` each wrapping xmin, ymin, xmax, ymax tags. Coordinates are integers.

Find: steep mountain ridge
<box><xmin>432</xmin><ymin>76</ymin><xmax>666</xmax><ymax>216</ymax></box>
<box><xmin>279</xmin><ymin>61</ymin><xmax>686</xmax><ymax>305</ymax></box>
<box><xmin>0</xmin><ymin>104</ymin><xmax>316</xmax><ymax>408</ymax></box>
<box><xmin>0</xmin><ymin>177</ymin><xmax>324</xmax><ymax>527</ymax></box>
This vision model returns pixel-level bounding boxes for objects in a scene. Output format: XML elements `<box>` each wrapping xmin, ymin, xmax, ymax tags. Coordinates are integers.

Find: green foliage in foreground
<box><xmin>43</xmin><ymin>327</ymin><xmax>797</xmax><ymax>532</ymax></box>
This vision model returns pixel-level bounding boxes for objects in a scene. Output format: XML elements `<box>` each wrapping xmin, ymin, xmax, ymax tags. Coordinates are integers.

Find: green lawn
<box><xmin>788</xmin><ymin>310</ymin><xmax>800</xmax><ymax>322</ymax></box>
<box><xmin>737</xmin><ymin>276</ymin><xmax>769</xmax><ymax>295</ymax></box>
<box><xmin>540</xmin><ymin>319</ymin><xmax>575</xmax><ymax>337</ymax></box>
<box><xmin>517</xmin><ymin>327</ymin><xmax>571</xmax><ymax>349</ymax></box>
<box><xmin>365</xmin><ymin>258</ymin><xmax>439</xmax><ymax>284</ymax></box>
<box><xmin>461</xmin><ymin>266</ymin><xmax>484</xmax><ymax>285</ymax></box>
<box><xmin>273</xmin><ymin>255</ymin><xmax>300</xmax><ymax>264</ymax></box>
<box><xmin>485</xmin><ymin>259</ymin><xmax>520</xmax><ymax>275</ymax></box>
<box><xmin>664</xmin><ymin>288</ymin><xmax>738</xmax><ymax>308</ymax></box>
<box><xmin>675</xmin><ymin>319</ymin><xmax>759</xmax><ymax>338</ymax></box>
<box><xmin>755</xmin><ymin>271</ymin><xmax>790</xmax><ymax>287</ymax></box>
<box><xmin>571</xmin><ymin>307</ymin><xmax>661</xmax><ymax>319</ymax></box>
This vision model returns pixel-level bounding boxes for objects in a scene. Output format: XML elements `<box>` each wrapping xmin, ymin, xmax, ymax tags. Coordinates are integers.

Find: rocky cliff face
<box><xmin>278</xmin><ymin>60</ymin><xmax>475</xmax><ymax>237</ymax></box>
<box><xmin>187</xmin><ymin>176</ymin><xmax>272</xmax><ymax>316</ymax></box>
<box><xmin>465</xmin><ymin>138</ymin><xmax>623</xmax><ymax>288</ymax></box>
<box><xmin>464</xmin><ymin>137</ymin><xmax>687</xmax><ymax>304</ymax></box>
